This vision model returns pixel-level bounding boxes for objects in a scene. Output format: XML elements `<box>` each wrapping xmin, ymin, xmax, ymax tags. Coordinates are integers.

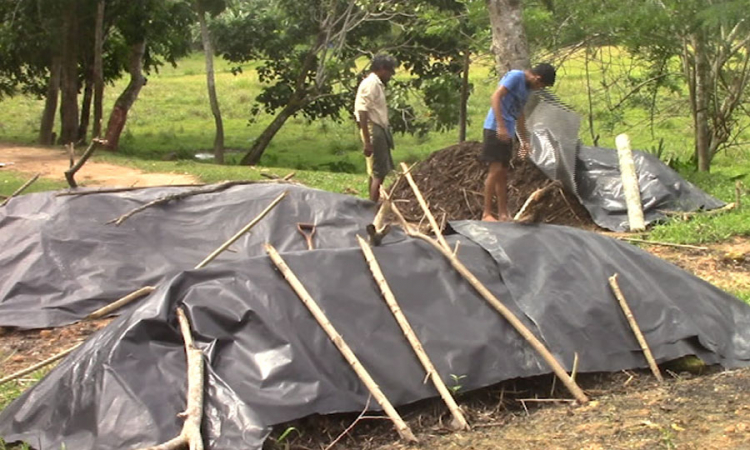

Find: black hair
<box><xmin>371</xmin><ymin>54</ymin><xmax>398</xmax><ymax>73</ymax></box>
<box><xmin>531</xmin><ymin>63</ymin><xmax>556</xmax><ymax>87</ymax></box>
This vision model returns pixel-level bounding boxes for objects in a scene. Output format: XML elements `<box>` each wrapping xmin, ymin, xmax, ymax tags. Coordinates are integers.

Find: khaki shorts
<box><xmin>360</xmin><ymin>123</ymin><xmax>394</xmax><ymax>179</ymax></box>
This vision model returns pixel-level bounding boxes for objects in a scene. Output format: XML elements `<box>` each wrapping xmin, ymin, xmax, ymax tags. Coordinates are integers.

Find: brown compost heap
<box><xmin>389</xmin><ymin>141</ymin><xmax>597</xmax><ymax>229</ymax></box>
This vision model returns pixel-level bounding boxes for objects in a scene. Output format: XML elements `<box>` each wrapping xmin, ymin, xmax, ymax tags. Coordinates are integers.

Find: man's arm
<box><xmin>491</xmin><ymin>86</ymin><xmax>510</xmax><ymax>142</ymax></box>
<box><xmin>357</xmin><ymin>110</ymin><xmax>374</xmax><ymax>157</ymax></box>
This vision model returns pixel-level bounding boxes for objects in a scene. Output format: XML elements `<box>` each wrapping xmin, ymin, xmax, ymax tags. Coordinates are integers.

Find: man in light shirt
<box><xmin>354</xmin><ymin>54</ymin><xmax>397</xmax><ymax>202</ymax></box>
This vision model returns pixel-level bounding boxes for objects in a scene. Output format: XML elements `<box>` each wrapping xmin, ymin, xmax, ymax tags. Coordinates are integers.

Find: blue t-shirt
<box><xmin>483</xmin><ymin>70</ymin><xmax>529</xmax><ymax>135</ymax></box>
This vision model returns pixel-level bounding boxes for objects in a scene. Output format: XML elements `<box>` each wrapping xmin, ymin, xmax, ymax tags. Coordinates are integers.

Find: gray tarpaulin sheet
<box><xmin>2</xmin><ymin>217</ymin><xmax>749</xmax><ymax>449</ymax></box>
<box><xmin>0</xmin><ymin>183</ymin><xmax>393</xmax><ymax>329</ymax></box>
<box><xmin>525</xmin><ymin>91</ymin><xmax>725</xmax><ymax>231</ymax></box>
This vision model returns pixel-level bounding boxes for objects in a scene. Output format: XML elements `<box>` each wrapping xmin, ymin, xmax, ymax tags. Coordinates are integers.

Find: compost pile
<box><xmin>390</xmin><ymin>141</ymin><xmax>596</xmax><ymax>229</ymax></box>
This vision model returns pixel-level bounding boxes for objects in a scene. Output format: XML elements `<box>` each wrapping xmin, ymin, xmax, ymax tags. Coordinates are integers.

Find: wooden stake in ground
<box><xmin>1</xmin><ymin>172</ymin><xmax>41</xmax><ymax>207</ymax></box>
<box><xmin>388</xmin><ymin>200</ymin><xmax>589</xmax><ymax>404</ymax></box>
<box><xmin>400</xmin><ymin>162</ymin><xmax>451</xmax><ymax>252</ymax></box>
<box><xmin>65</xmin><ymin>138</ymin><xmax>106</xmax><ymax>188</ymax></box>
<box><xmin>0</xmin><ymin>343</ymin><xmax>81</xmax><ymax>386</ymax></box>
<box><xmin>356</xmin><ymin>235</ymin><xmax>470</xmax><ymax>431</ymax></box>
<box><xmin>140</xmin><ymin>307</ymin><xmax>205</xmax><ymax>450</ymax></box>
<box><xmin>615</xmin><ymin>134</ymin><xmax>645</xmax><ymax>231</ymax></box>
<box><xmin>608</xmin><ymin>273</ymin><xmax>663</xmax><ymax>382</ymax></box>
<box><xmin>265</xmin><ymin>244</ymin><xmax>418</xmax><ymax>443</ymax></box>
<box><xmin>87</xmin><ymin>192</ymin><xmax>287</xmax><ymax>319</ymax></box>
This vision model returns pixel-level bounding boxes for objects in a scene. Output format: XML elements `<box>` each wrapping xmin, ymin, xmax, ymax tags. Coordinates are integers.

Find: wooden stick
<box><xmin>140</xmin><ymin>307</ymin><xmax>205</xmax><ymax>450</ymax></box>
<box><xmin>1</xmin><ymin>173</ymin><xmax>41</xmax><ymax>207</ymax></box>
<box><xmin>571</xmin><ymin>352</ymin><xmax>579</xmax><ymax>382</ymax></box>
<box><xmin>195</xmin><ymin>190</ymin><xmax>287</xmax><ymax>268</ymax></box>
<box><xmin>265</xmin><ymin>244</ymin><xmax>418</xmax><ymax>443</ymax></box>
<box><xmin>357</xmin><ymin>235</ymin><xmax>470</xmax><ymax>431</ymax></box>
<box><xmin>56</xmin><ymin>184</ymin><xmax>206</xmax><ymax>196</ymax></box>
<box><xmin>615</xmin><ymin>134</ymin><xmax>645</xmax><ymax>231</ymax></box>
<box><xmin>0</xmin><ymin>343</ymin><xmax>81</xmax><ymax>386</ymax></box>
<box><xmin>108</xmin><ymin>180</ymin><xmax>271</xmax><ymax>226</ymax></box>
<box><xmin>85</xmin><ymin>286</ymin><xmax>157</xmax><ymax>320</ymax></box>
<box><xmin>607</xmin><ymin>273</ymin><xmax>663</xmax><ymax>382</ymax></box>
<box><xmin>620</xmin><ymin>238</ymin><xmax>708</xmax><ymax>251</ymax></box>
<box><xmin>388</xmin><ymin>202</ymin><xmax>589</xmax><ymax>404</ymax></box>
<box><xmin>87</xmin><ymin>191</ymin><xmax>287</xmax><ymax>319</ymax></box>
<box><xmin>65</xmin><ymin>138</ymin><xmax>105</xmax><ymax>188</ymax></box>
<box><xmin>400</xmin><ymin>162</ymin><xmax>450</xmax><ymax>252</ymax></box>
<box><xmin>659</xmin><ymin>202</ymin><xmax>736</xmax><ymax>219</ymax></box>
<box><xmin>513</xmin><ymin>181</ymin><xmax>562</xmax><ymax>221</ymax></box>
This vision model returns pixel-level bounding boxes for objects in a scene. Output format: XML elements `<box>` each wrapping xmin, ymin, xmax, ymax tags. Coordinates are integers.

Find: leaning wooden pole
<box><xmin>400</xmin><ymin>162</ymin><xmax>451</xmax><ymax>251</ymax></box>
<box><xmin>65</xmin><ymin>138</ymin><xmax>106</xmax><ymax>188</ymax></box>
<box><xmin>86</xmin><ymin>192</ymin><xmax>287</xmax><ymax>320</ymax></box>
<box><xmin>265</xmin><ymin>244</ymin><xmax>418</xmax><ymax>443</ymax></box>
<box><xmin>356</xmin><ymin>235</ymin><xmax>470</xmax><ymax>431</ymax></box>
<box><xmin>608</xmin><ymin>273</ymin><xmax>663</xmax><ymax>382</ymax></box>
<box><xmin>140</xmin><ymin>307</ymin><xmax>205</xmax><ymax>450</ymax></box>
<box><xmin>1</xmin><ymin>173</ymin><xmax>41</xmax><ymax>207</ymax></box>
<box><xmin>389</xmin><ymin>201</ymin><xmax>589</xmax><ymax>404</ymax></box>
<box><xmin>0</xmin><ymin>343</ymin><xmax>81</xmax><ymax>386</ymax></box>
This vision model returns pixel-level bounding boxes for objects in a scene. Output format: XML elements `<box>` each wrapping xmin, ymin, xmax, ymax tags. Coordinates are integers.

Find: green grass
<box><xmin>0</xmin><ymin>172</ymin><xmax>68</xmax><ymax>198</ymax></box>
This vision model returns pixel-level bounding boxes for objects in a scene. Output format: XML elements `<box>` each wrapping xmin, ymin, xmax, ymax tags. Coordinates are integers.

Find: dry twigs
<box><xmin>608</xmin><ymin>274</ymin><xmax>663</xmax><ymax>382</ymax></box>
<box><xmin>265</xmin><ymin>244</ymin><xmax>418</xmax><ymax>443</ymax></box>
<box><xmin>65</xmin><ymin>138</ymin><xmax>106</xmax><ymax>188</ymax></box>
<box><xmin>107</xmin><ymin>180</ymin><xmax>278</xmax><ymax>226</ymax></box>
<box><xmin>619</xmin><ymin>237</ymin><xmax>709</xmax><ymax>251</ymax></box>
<box><xmin>140</xmin><ymin>307</ymin><xmax>205</xmax><ymax>450</ymax></box>
<box><xmin>659</xmin><ymin>202</ymin><xmax>736</xmax><ymax>220</ymax></box>
<box><xmin>357</xmin><ymin>235</ymin><xmax>470</xmax><ymax>431</ymax></box>
<box><xmin>513</xmin><ymin>180</ymin><xmax>562</xmax><ymax>222</ymax></box>
<box><xmin>0</xmin><ymin>343</ymin><xmax>81</xmax><ymax>386</ymax></box>
<box><xmin>85</xmin><ymin>286</ymin><xmax>157</xmax><ymax>320</ymax></box>
<box><xmin>57</xmin><ymin>184</ymin><xmax>206</xmax><ymax>196</ymax></box>
<box><xmin>1</xmin><ymin>172</ymin><xmax>41</xmax><ymax>207</ymax></box>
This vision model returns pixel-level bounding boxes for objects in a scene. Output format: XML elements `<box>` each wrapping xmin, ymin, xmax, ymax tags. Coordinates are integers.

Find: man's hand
<box><xmin>363</xmin><ymin>141</ymin><xmax>374</xmax><ymax>157</ymax></box>
<box><xmin>496</xmin><ymin>128</ymin><xmax>511</xmax><ymax>142</ymax></box>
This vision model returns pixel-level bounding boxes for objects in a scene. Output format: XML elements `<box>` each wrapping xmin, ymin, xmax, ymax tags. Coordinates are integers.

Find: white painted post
<box><xmin>615</xmin><ymin>134</ymin><xmax>645</xmax><ymax>231</ymax></box>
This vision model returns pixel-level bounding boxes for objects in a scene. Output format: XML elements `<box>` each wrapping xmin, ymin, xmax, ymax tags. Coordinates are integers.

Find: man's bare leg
<box><xmin>482</xmin><ymin>163</ymin><xmax>503</xmax><ymax>221</ymax></box>
<box><xmin>494</xmin><ymin>163</ymin><xmax>510</xmax><ymax>221</ymax></box>
<box><xmin>370</xmin><ymin>176</ymin><xmax>383</xmax><ymax>202</ymax></box>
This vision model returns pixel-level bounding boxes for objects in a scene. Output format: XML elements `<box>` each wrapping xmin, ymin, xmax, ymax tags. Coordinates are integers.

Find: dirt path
<box><xmin>0</xmin><ymin>143</ymin><xmax>198</xmax><ymax>187</ymax></box>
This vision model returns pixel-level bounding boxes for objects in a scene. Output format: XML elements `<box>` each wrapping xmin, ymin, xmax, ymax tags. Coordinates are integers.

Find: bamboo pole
<box><xmin>195</xmin><ymin>190</ymin><xmax>287</xmax><ymax>268</ymax></box>
<box><xmin>1</xmin><ymin>173</ymin><xmax>41</xmax><ymax>207</ymax></box>
<box><xmin>388</xmin><ymin>201</ymin><xmax>589</xmax><ymax>404</ymax></box>
<box><xmin>87</xmin><ymin>191</ymin><xmax>287</xmax><ymax>319</ymax></box>
<box><xmin>608</xmin><ymin>274</ymin><xmax>663</xmax><ymax>382</ymax></box>
<box><xmin>265</xmin><ymin>244</ymin><xmax>418</xmax><ymax>443</ymax></box>
<box><xmin>0</xmin><ymin>343</ymin><xmax>81</xmax><ymax>386</ymax></box>
<box><xmin>140</xmin><ymin>307</ymin><xmax>205</xmax><ymax>450</ymax></box>
<box><xmin>400</xmin><ymin>162</ymin><xmax>450</xmax><ymax>252</ymax></box>
<box><xmin>615</xmin><ymin>134</ymin><xmax>645</xmax><ymax>231</ymax></box>
<box><xmin>620</xmin><ymin>237</ymin><xmax>708</xmax><ymax>251</ymax></box>
<box><xmin>356</xmin><ymin>235</ymin><xmax>470</xmax><ymax>431</ymax></box>
<box><xmin>85</xmin><ymin>286</ymin><xmax>156</xmax><ymax>320</ymax></box>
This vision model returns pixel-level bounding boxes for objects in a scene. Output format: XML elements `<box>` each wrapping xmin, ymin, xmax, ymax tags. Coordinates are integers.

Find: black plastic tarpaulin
<box><xmin>0</xmin><ymin>183</ymin><xmax>389</xmax><ymax>329</ymax></box>
<box><xmin>2</xmin><ymin>220</ymin><xmax>749</xmax><ymax>449</ymax></box>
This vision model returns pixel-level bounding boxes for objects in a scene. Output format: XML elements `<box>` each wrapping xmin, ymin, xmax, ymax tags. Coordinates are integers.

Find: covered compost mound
<box><xmin>389</xmin><ymin>141</ymin><xmax>596</xmax><ymax>228</ymax></box>
<box><xmin>1</xmin><ymin>217</ymin><xmax>750</xmax><ymax>450</ymax></box>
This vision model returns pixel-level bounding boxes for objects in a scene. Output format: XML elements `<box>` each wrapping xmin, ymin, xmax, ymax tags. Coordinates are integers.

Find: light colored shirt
<box><xmin>483</xmin><ymin>70</ymin><xmax>529</xmax><ymax>134</ymax></box>
<box><xmin>354</xmin><ymin>72</ymin><xmax>389</xmax><ymax>129</ymax></box>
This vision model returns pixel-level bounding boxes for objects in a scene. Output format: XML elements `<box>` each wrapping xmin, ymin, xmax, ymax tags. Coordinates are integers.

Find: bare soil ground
<box><xmin>1</xmin><ymin>144</ymin><xmax>749</xmax><ymax>449</ymax></box>
<box><xmin>0</xmin><ymin>143</ymin><xmax>198</xmax><ymax>187</ymax></box>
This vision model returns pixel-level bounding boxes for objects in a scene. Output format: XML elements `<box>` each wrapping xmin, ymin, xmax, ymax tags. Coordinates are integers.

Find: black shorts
<box><xmin>481</xmin><ymin>128</ymin><xmax>515</xmax><ymax>166</ymax></box>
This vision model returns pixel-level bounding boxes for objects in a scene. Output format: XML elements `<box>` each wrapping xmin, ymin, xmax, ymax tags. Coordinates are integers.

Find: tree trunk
<box><xmin>104</xmin><ymin>40</ymin><xmax>147</xmax><ymax>150</ymax></box>
<box><xmin>240</xmin><ymin>103</ymin><xmax>300</xmax><ymax>165</ymax></box>
<box><xmin>59</xmin><ymin>4</ymin><xmax>79</xmax><ymax>145</ymax></box>
<box><xmin>198</xmin><ymin>6</ymin><xmax>225</xmax><ymax>164</ymax></box>
<box><xmin>92</xmin><ymin>0</ymin><xmax>105</xmax><ymax>138</ymax></box>
<box><xmin>39</xmin><ymin>56</ymin><xmax>62</xmax><ymax>146</ymax></box>
<box><xmin>692</xmin><ymin>34</ymin><xmax>711</xmax><ymax>172</ymax></box>
<box><xmin>486</xmin><ymin>0</ymin><xmax>530</xmax><ymax>73</ymax></box>
<box><xmin>78</xmin><ymin>68</ymin><xmax>94</xmax><ymax>143</ymax></box>
<box><xmin>458</xmin><ymin>50</ymin><xmax>470</xmax><ymax>143</ymax></box>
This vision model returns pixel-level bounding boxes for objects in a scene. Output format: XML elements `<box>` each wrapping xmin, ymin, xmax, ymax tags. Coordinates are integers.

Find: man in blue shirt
<box><xmin>481</xmin><ymin>63</ymin><xmax>556</xmax><ymax>221</ymax></box>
